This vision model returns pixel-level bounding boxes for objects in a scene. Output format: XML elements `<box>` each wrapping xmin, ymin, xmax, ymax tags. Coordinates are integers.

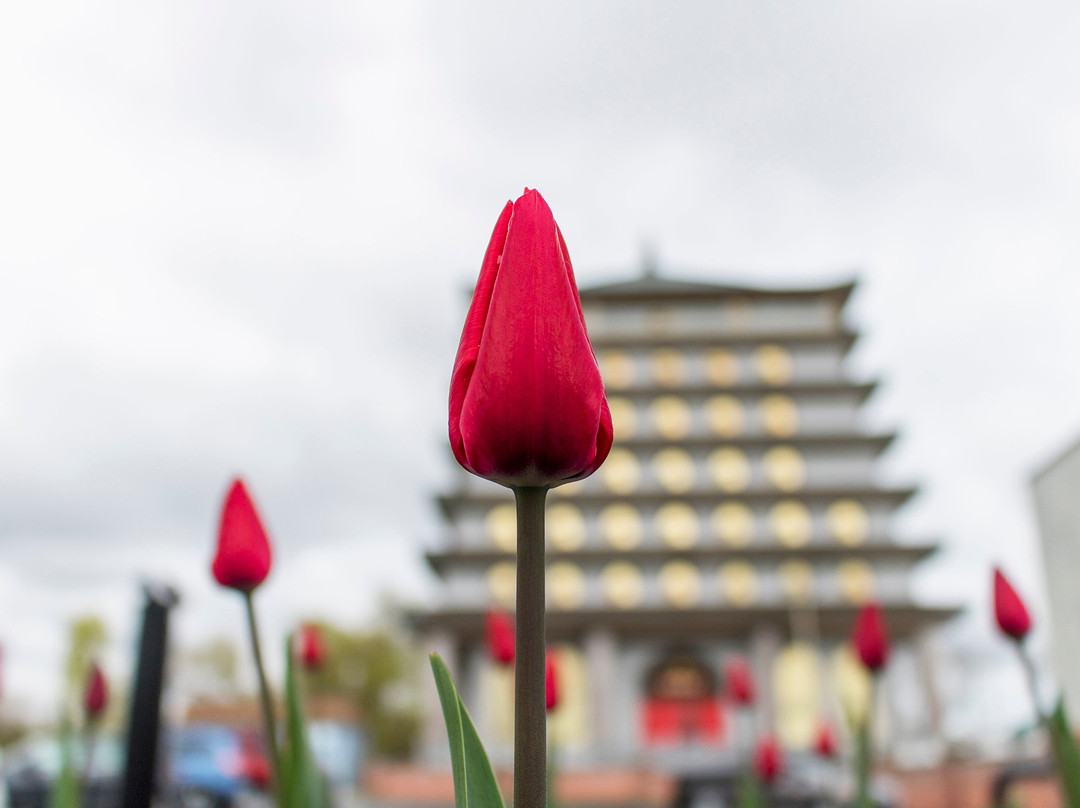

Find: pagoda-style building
<box><xmin>413</xmin><ymin>273</ymin><xmax>958</xmax><ymax>774</ymax></box>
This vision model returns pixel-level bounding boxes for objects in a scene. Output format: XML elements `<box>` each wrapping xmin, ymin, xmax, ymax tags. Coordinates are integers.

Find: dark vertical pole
<box><xmin>120</xmin><ymin>583</ymin><xmax>179</xmax><ymax>808</ymax></box>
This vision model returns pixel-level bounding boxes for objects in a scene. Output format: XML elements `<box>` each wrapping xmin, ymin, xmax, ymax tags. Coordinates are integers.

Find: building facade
<box><xmin>414</xmin><ymin>274</ymin><xmax>956</xmax><ymax>772</ymax></box>
<box><xmin>1032</xmin><ymin>436</ymin><xmax>1080</xmax><ymax>723</ymax></box>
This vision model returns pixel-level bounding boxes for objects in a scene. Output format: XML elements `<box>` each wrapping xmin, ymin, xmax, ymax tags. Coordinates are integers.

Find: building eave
<box><xmin>407</xmin><ymin>603</ymin><xmax>960</xmax><ymax>643</ymax></box>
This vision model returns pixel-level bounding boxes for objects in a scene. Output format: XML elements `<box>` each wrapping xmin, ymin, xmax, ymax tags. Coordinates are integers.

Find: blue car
<box><xmin>166</xmin><ymin>725</ymin><xmax>271</xmax><ymax>808</ymax></box>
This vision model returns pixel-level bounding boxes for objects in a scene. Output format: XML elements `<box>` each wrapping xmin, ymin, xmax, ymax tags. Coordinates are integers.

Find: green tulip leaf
<box><xmin>281</xmin><ymin>636</ymin><xmax>333</xmax><ymax>808</ymax></box>
<box><xmin>1047</xmin><ymin>697</ymin><xmax>1080</xmax><ymax>808</ymax></box>
<box><xmin>430</xmin><ymin>654</ymin><xmax>505</xmax><ymax>808</ymax></box>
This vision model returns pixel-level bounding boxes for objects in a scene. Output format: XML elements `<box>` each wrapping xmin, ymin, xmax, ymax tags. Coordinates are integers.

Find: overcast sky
<box><xmin>2</xmin><ymin>2</ymin><xmax>1079</xmax><ymax>732</ymax></box>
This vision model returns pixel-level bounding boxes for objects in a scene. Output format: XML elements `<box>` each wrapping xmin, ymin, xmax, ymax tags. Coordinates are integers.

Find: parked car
<box><xmin>2</xmin><ymin>733</ymin><xmax>123</xmax><ymax>808</ymax></box>
<box><xmin>165</xmin><ymin>725</ymin><xmax>271</xmax><ymax>808</ymax></box>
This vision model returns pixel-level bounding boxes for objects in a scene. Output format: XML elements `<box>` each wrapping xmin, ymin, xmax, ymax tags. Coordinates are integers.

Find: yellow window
<box><xmin>707</xmin><ymin>448</ymin><xmax>750</xmax><ymax>493</ymax></box>
<box><xmin>485</xmin><ymin>503</ymin><xmax>517</xmax><ymax>552</ymax></box>
<box><xmin>601</xmin><ymin>448</ymin><xmax>641</xmax><ymax>494</ymax></box>
<box><xmin>755</xmin><ymin>344</ymin><xmax>793</xmax><ymax>385</ymax></box>
<box><xmin>769</xmin><ymin>500</ymin><xmax>812</xmax><ymax>547</ymax></box>
<box><xmin>599</xmin><ymin>504</ymin><xmax>643</xmax><ymax>550</ymax></box>
<box><xmin>548</xmin><ymin>503</ymin><xmax>586</xmax><ymax>551</ymax></box>
<box><xmin>763</xmin><ymin>446</ymin><xmax>806</xmax><ymax>491</ymax></box>
<box><xmin>602</xmin><ymin>562</ymin><xmax>644</xmax><ymax>609</ymax></box>
<box><xmin>649</xmin><ymin>396</ymin><xmax>692</xmax><ymax>439</ymax></box>
<box><xmin>704</xmin><ymin>395</ymin><xmax>745</xmax><ymax>437</ymax></box>
<box><xmin>653</xmin><ymin>448</ymin><xmax>696</xmax><ymax>494</ymax></box>
<box><xmin>659</xmin><ymin>561</ymin><xmax>702</xmax><ymax>608</ymax></box>
<box><xmin>656</xmin><ymin>502</ymin><xmax>701</xmax><ymax>549</ymax></box>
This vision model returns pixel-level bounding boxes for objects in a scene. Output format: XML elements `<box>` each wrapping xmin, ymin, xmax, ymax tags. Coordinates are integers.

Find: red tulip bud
<box><xmin>814</xmin><ymin>722</ymin><xmax>838</xmax><ymax>758</ymax></box>
<box><xmin>753</xmin><ymin>735</ymin><xmax>784</xmax><ymax>783</ymax></box>
<box><xmin>852</xmin><ymin>602</ymin><xmax>889</xmax><ymax>673</ymax></box>
<box><xmin>545</xmin><ymin>650</ymin><xmax>559</xmax><ymax>712</ymax></box>
<box><xmin>211</xmin><ymin>479</ymin><xmax>272</xmax><ymax>592</ymax></box>
<box><xmin>296</xmin><ymin>623</ymin><xmax>327</xmax><ymax>671</ymax></box>
<box><xmin>724</xmin><ymin>657</ymin><xmax>756</xmax><ymax>706</ymax></box>
<box><xmin>485</xmin><ymin>610</ymin><xmax>515</xmax><ymax>666</ymax></box>
<box><xmin>993</xmin><ymin>567</ymin><xmax>1032</xmax><ymax>641</ymax></box>
<box><xmin>84</xmin><ymin>662</ymin><xmax>108</xmax><ymax>720</ymax></box>
<box><xmin>449</xmin><ymin>189</ymin><xmax>613</xmax><ymax>489</ymax></box>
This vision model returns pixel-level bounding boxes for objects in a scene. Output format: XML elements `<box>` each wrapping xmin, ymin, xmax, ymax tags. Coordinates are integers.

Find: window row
<box><xmin>609</xmin><ymin>394</ymin><xmax>799</xmax><ymax>440</ymax></box>
<box><xmin>598</xmin><ymin>345</ymin><xmax>793</xmax><ymax>390</ymax></box>
<box><xmin>485</xmin><ymin>558</ymin><xmax>879</xmax><ymax>610</ymax></box>
<box><xmin>590</xmin><ymin>446</ymin><xmax>809</xmax><ymax>495</ymax></box>
<box><xmin>483</xmin><ymin>499</ymin><xmax>871</xmax><ymax>551</ymax></box>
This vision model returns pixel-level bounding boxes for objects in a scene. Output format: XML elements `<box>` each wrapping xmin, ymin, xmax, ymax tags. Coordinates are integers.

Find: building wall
<box><xmin>1032</xmin><ymin>437</ymin><xmax>1080</xmax><ymax>720</ymax></box>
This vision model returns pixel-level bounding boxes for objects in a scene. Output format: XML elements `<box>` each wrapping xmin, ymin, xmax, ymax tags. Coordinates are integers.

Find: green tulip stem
<box><xmin>854</xmin><ymin>673</ymin><xmax>878</xmax><ymax>808</ymax></box>
<box><xmin>1015</xmin><ymin>640</ymin><xmax>1046</xmax><ymax>722</ymax></box>
<box><xmin>514</xmin><ymin>485</ymin><xmax>548</xmax><ymax>808</ymax></box>
<box><xmin>243</xmin><ymin>590</ymin><xmax>282</xmax><ymax>799</ymax></box>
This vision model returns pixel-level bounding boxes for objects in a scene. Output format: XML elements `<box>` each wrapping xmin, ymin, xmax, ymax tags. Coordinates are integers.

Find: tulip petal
<box><xmin>449</xmin><ymin>201</ymin><xmax>513</xmax><ymax>473</ymax></box>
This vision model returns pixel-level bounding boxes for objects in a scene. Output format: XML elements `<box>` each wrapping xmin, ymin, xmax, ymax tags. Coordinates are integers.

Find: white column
<box><xmin>584</xmin><ymin>628</ymin><xmax>618</xmax><ymax>762</ymax></box>
<box><xmin>422</xmin><ymin>630</ymin><xmax>458</xmax><ymax>763</ymax></box>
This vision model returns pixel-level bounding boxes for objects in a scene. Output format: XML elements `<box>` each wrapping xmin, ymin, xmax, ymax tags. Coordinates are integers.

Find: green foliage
<box><xmin>63</xmin><ymin>615</ymin><xmax>106</xmax><ymax>705</ymax></box>
<box><xmin>279</xmin><ymin>637</ymin><xmax>333</xmax><ymax>808</ymax></box>
<box><xmin>1047</xmin><ymin>697</ymin><xmax>1080</xmax><ymax>808</ymax></box>
<box><xmin>48</xmin><ymin>718</ymin><xmax>79</xmax><ymax>808</ymax></box>
<box><xmin>430</xmin><ymin>654</ymin><xmax>505</xmax><ymax>808</ymax></box>
<box><xmin>301</xmin><ymin>621</ymin><xmax>422</xmax><ymax>759</ymax></box>
<box><xmin>735</xmin><ymin>772</ymin><xmax>765</xmax><ymax>808</ymax></box>
<box><xmin>187</xmin><ymin>637</ymin><xmax>240</xmax><ymax>689</ymax></box>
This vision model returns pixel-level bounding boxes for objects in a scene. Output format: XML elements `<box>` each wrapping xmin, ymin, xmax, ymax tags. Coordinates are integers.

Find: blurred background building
<box><xmin>1032</xmin><ymin>436</ymin><xmax>1080</xmax><ymax>721</ymax></box>
<box><xmin>412</xmin><ymin>270</ymin><xmax>959</xmax><ymax>780</ymax></box>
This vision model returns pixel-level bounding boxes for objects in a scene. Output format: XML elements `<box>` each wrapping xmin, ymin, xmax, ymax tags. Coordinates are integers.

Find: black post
<box><xmin>120</xmin><ymin>583</ymin><xmax>179</xmax><ymax>808</ymax></box>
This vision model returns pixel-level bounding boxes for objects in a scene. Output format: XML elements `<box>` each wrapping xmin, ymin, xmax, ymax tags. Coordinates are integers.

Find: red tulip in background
<box><xmin>545</xmin><ymin>651</ymin><xmax>559</xmax><ymax>712</ymax></box>
<box><xmin>449</xmin><ymin>189</ymin><xmax>613</xmax><ymax>489</ymax></box>
<box><xmin>753</xmin><ymin>735</ymin><xmax>784</xmax><ymax>783</ymax></box>
<box><xmin>993</xmin><ymin>567</ymin><xmax>1032</xmax><ymax>641</ymax></box>
<box><xmin>84</xmin><ymin>662</ymin><xmax>108</xmax><ymax>720</ymax></box>
<box><xmin>814</xmin><ymin>722</ymin><xmax>838</xmax><ymax>758</ymax></box>
<box><xmin>724</xmin><ymin>657</ymin><xmax>756</xmax><ymax>706</ymax></box>
<box><xmin>485</xmin><ymin>610</ymin><xmax>516</xmax><ymax>666</ymax></box>
<box><xmin>296</xmin><ymin>623</ymin><xmax>327</xmax><ymax>671</ymax></box>
<box><xmin>212</xmin><ymin>479</ymin><xmax>272</xmax><ymax>591</ymax></box>
<box><xmin>852</xmin><ymin>602</ymin><xmax>890</xmax><ymax>672</ymax></box>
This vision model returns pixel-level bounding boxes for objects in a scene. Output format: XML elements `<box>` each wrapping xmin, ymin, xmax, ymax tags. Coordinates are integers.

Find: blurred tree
<box><xmin>300</xmin><ymin>621</ymin><xmax>422</xmax><ymax>760</ymax></box>
<box><xmin>185</xmin><ymin>637</ymin><xmax>241</xmax><ymax>696</ymax></box>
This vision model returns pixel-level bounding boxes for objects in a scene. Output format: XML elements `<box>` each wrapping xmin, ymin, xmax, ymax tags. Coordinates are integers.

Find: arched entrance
<box><xmin>642</xmin><ymin>653</ymin><xmax>723</xmax><ymax>745</ymax></box>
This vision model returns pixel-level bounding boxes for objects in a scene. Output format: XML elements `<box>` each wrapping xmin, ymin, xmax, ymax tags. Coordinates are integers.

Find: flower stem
<box><xmin>1015</xmin><ymin>640</ymin><xmax>1046</xmax><ymax>722</ymax></box>
<box><xmin>243</xmin><ymin>590</ymin><xmax>281</xmax><ymax>800</ymax></box>
<box><xmin>854</xmin><ymin>674</ymin><xmax>877</xmax><ymax>808</ymax></box>
<box><xmin>514</xmin><ymin>485</ymin><xmax>548</xmax><ymax>808</ymax></box>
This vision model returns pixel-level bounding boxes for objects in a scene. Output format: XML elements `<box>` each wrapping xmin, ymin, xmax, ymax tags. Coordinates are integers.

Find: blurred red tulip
<box><xmin>84</xmin><ymin>662</ymin><xmax>108</xmax><ymax>720</ymax></box>
<box><xmin>211</xmin><ymin>479</ymin><xmax>272</xmax><ymax>592</ymax></box>
<box><xmin>485</xmin><ymin>610</ymin><xmax>515</xmax><ymax>666</ymax></box>
<box><xmin>753</xmin><ymin>735</ymin><xmax>784</xmax><ymax>783</ymax></box>
<box><xmin>545</xmin><ymin>650</ymin><xmax>559</xmax><ymax>712</ymax></box>
<box><xmin>449</xmin><ymin>189</ymin><xmax>613</xmax><ymax>490</ymax></box>
<box><xmin>993</xmin><ymin>567</ymin><xmax>1032</xmax><ymax>641</ymax></box>
<box><xmin>238</xmin><ymin>733</ymin><xmax>271</xmax><ymax>790</ymax></box>
<box><xmin>852</xmin><ymin>602</ymin><xmax>889</xmax><ymax>672</ymax></box>
<box><xmin>296</xmin><ymin>623</ymin><xmax>327</xmax><ymax>671</ymax></box>
<box><xmin>724</xmin><ymin>657</ymin><xmax>756</xmax><ymax>706</ymax></box>
<box><xmin>814</xmin><ymin>722</ymin><xmax>838</xmax><ymax>758</ymax></box>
